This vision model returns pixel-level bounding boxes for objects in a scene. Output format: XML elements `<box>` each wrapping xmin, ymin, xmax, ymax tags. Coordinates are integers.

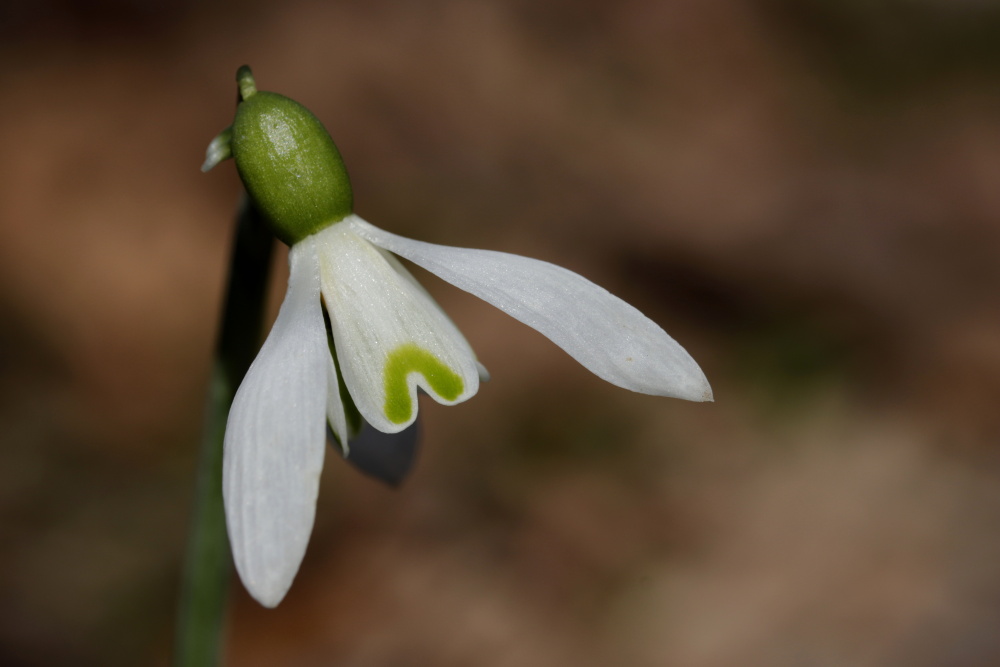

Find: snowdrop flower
<box><xmin>205</xmin><ymin>67</ymin><xmax>712</xmax><ymax>607</ymax></box>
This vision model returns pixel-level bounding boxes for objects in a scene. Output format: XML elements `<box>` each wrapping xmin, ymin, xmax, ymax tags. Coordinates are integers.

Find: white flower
<box><xmin>208</xmin><ymin>66</ymin><xmax>712</xmax><ymax>608</ymax></box>
<box><xmin>223</xmin><ymin>214</ymin><xmax>712</xmax><ymax>607</ymax></box>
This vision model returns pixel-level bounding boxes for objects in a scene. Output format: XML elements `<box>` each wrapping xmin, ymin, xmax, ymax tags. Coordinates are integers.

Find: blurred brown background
<box><xmin>4</xmin><ymin>0</ymin><xmax>1000</xmax><ymax>665</ymax></box>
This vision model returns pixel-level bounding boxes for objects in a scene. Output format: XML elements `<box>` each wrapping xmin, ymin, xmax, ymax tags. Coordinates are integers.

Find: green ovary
<box><xmin>384</xmin><ymin>344</ymin><xmax>464</xmax><ymax>424</ymax></box>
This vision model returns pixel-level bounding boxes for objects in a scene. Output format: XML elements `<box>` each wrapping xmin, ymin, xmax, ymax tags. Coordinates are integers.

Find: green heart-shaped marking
<box><xmin>384</xmin><ymin>343</ymin><xmax>464</xmax><ymax>424</ymax></box>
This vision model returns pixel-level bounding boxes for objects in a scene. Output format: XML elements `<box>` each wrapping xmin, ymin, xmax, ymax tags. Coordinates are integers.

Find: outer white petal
<box><xmin>223</xmin><ymin>239</ymin><xmax>329</xmax><ymax>608</ymax></box>
<box><xmin>314</xmin><ymin>222</ymin><xmax>480</xmax><ymax>433</ymax></box>
<box><xmin>350</xmin><ymin>216</ymin><xmax>712</xmax><ymax>402</ymax></box>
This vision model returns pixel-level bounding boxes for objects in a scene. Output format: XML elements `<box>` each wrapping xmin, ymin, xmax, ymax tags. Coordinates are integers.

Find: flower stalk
<box><xmin>174</xmin><ymin>198</ymin><xmax>274</xmax><ymax>667</ymax></box>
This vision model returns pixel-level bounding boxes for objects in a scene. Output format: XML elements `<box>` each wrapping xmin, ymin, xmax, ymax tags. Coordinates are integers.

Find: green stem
<box><xmin>174</xmin><ymin>197</ymin><xmax>274</xmax><ymax>667</ymax></box>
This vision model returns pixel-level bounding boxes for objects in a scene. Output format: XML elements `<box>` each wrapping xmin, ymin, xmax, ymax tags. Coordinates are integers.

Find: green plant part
<box><xmin>206</xmin><ymin>66</ymin><xmax>354</xmax><ymax>245</ymax></box>
<box><xmin>383</xmin><ymin>344</ymin><xmax>465</xmax><ymax>424</ymax></box>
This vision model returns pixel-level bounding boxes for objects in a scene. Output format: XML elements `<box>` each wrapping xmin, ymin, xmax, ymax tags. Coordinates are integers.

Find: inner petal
<box><xmin>313</xmin><ymin>222</ymin><xmax>480</xmax><ymax>433</ymax></box>
<box><xmin>384</xmin><ymin>343</ymin><xmax>465</xmax><ymax>424</ymax></box>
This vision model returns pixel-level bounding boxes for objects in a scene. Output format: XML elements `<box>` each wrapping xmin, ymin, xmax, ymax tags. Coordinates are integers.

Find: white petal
<box><xmin>350</xmin><ymin>216</ymin><xmax>712</xmax><ymax>402</ymax></box>
<box><xmin>376</xmin><ymin>245</ymin><xmax>489</xmax><ymax>381</ymax></box>
<box><xmin>223</xmin><ymin>239</ymin><xmax>329</xmax><ymax>608</ymax></box>
<box><xmin>326</xmin><ymin>349</ymin><xmax>349</xmax><ymax>451</ymax></box>
<box><xmin>314</xmin><ymin>222</ymin><xmax>480</xmax><ymax>433</ymax></box>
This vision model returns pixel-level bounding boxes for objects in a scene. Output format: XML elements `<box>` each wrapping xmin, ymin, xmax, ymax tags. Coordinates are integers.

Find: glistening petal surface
<box><xmin>315</xmin><ymin>222</ymin><xmax>480</xmax><ymax>433</ymax></box>
<box><xmin>223</xmin><ymin>240</ymin><xmax>329</xmax><ymax>607</ymax></box>
<box><xmin>351</xmin><ymin>217</ymin><xmax>712</xmax><ymax>402</ymax></box>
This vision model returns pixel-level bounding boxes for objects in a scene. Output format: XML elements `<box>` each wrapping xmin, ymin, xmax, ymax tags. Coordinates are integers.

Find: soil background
<box><xmin>3</xmin><ymin>1</ymin><xmax>1000</xmax><ymax>665</ymax></box>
